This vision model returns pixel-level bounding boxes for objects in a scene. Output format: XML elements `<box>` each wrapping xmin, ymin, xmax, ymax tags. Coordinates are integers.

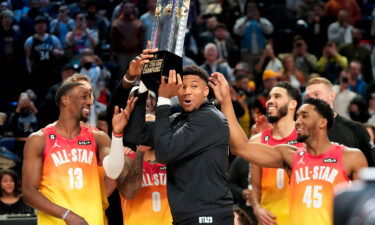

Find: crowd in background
<box><xmin>0</xmin><ymin>0</ymin><xmax>375</xmax><ymax>223</ymax></box>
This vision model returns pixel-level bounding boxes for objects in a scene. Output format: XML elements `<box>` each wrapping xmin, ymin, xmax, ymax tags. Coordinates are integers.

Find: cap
<box><xmin>262</xmin><ymin>70</ymin><xmax>279</xmax><ymax>81</ymax></box>
<box><xmin>61</xmin><ymin>63</ymin><xmax>76</xmax><ymax>71</ymax></box>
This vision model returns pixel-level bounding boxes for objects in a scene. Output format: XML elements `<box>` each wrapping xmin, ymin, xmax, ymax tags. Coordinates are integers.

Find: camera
<box><xmin>334</xmin><ymin>168</ymin><xmax>375</xmax><ymax>225</ymax></box>
<box><xmin>341</xmin><ymin>77</ymin><xmax>349</xmax><ymax>83</ymax></box>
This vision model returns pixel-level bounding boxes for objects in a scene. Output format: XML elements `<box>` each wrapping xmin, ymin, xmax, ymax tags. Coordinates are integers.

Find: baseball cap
<box><xmin>34</xmin><ymin>15</ymin><xmax>48</xmax><ymax>24</ymax></box>
<box><xmin>262</xmin><ymin>70</ymin><xmax>279</xmax><ymax>81</ymax></box>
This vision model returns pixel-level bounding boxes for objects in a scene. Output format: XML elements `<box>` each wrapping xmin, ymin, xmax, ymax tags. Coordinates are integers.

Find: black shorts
<box><xmin>173</xmin><ymin>213</ymin><xmax>234</xmax><ymax>225</ymax></box>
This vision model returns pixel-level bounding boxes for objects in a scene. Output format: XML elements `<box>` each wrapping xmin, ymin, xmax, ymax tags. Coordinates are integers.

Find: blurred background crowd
<box><xmin>0</xmin><ymin>0</ymin><xmax>375</xmax><ymax>223</ymax></box>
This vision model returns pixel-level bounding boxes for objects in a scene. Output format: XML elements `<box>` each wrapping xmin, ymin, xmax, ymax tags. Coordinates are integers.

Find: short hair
<box><xmin>73</xmin><ymin>11</ymin><xmax>86</xmax><ymax>20</ymax></box>
<box><xmin>204</xmin><ymin>43</ymin><xmax>218</xmax><ymax>55</ymax></box>
<box><xmin>63</xmin><ymin>73</ymin><xmax>90</xmax><ymax>85</ymax></box>
<box><xmin>55</xmin><ymin>82</ymin><xmax>84</xmax><ymax>106</ymax></box>
<box><xmin>306</xmin><ymin>77</ymin><xmax>333</xmax><ymax>91</ymax></box>
<box><xmin>97</xmin><ymin>110</ymin><xmax>107</xmax><ymax>121</ymax></box>
<box><xmin>274</xmin><ymin>81</ymin><xmax>302</xmax><ymax>110</ymax></box>
<box><xmin>182</xmin><ymin>65</ymin><xmax>209</xmax><ymax>83</ymax></box>
<box><xmin>0</xmin><ymin>169</ymin><xmax>20</xmax><ymax>197</ymax></box>
<box><xmin>303</xmin><ymin>98</ymin><xmax>334</xmax><ymax>130</ymax></box>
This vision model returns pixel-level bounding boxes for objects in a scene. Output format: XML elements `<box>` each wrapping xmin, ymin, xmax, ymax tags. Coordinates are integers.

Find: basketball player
<box><xmin>117</xmin><ymin>114</ymin><xmax>172</xmax><ymax>225</ymax></box>
<box><xmin>249</xmin><ymin>82</ymin><xmax>303</xmax><ymax>225</ymax></box>
<box><xmin>209</xmin><ymin>73</ymin><xmax>367</xmax><ymax>225</ymax></box>
<box><xmin>22</xmin><ymin>82</ymin><xmax>136</xmax><ymax>225</ymax></box>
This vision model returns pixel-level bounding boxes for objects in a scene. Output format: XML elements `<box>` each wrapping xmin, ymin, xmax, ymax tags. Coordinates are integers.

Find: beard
<box><xmin>266</xmin><ymin>104</ymin><xmax>288</xmax><ymax>123</ymax></box>
<box><xmin>297</xmin><ymin>134</ymin><xmax>309</xmax><ymax>143</ymax></box>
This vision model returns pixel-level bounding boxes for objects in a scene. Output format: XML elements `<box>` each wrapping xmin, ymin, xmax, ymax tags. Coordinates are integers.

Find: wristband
<box><xmin>112</xmin><ymin>132</ymin><xmax>123</xmax><ymax>138</ymax></box>
<box><xmin>123</xmin><ymin>74</ymin><xmax>135</xmax><ymax>84</ymax></box>
<box><xmin>62</xmin><ymin>209</ymin><xmax>70</xmax><ymax>220</ymax></box>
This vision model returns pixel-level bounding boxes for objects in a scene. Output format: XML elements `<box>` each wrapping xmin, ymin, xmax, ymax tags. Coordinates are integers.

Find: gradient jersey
<box><xmin>120</xmin><ymin>152</ymin><xmax>172</xmax><ymax>225</ymax></box>
<box><xmin>290</xmin><ymin>144</ymin><xmax>349</xmax><ymax>225</ymax></box>
<box><xmin>38</xmin><ymin>125</ymin><xmax>104</xmax><ymax>225</ymax></box>
<box><xmin>260</xmin><ymin>128</ymin><xmax>303</xmax><ymax>225</ymax></box>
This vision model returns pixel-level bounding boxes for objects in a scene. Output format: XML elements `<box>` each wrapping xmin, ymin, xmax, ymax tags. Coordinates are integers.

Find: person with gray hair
<box><xmin>201</xmin><ymin>43</ymin><xmax>235</xmax><ymax>83</ymax></box>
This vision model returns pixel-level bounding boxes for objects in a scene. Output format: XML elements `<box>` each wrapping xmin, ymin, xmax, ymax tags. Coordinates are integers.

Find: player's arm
<box><xmin>117</xmin><ymin>148</ymin><xmax>146</xmax><ymax>199</ymax></box>
<box><xmin>343</xmin><ymin>148</ymin><xmax>368</xmax><ymax>180</ymax></box>
<box><xmin>248</xmin><ymin>134</ymin><xmax>277</xmax><ymax>225</ymax></box>
<box><xmin>209</xmin><ymin>73</ymin><xmax>294</xmax><ymax>168</ymax></box>
<box><xmin>98</xmin><ymin>97</ymin><xmax>138</xmax><ymax>179</ymax></box>
<box><xmin>22</xmin><ymin>131</ymin><xmax>88</xmax><ymax>225</ymax></box>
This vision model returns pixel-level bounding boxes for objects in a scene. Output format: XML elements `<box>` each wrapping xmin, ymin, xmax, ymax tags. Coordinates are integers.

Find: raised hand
<box><xmin>112</xmin><ymin>96</ymin><xmax>138</xmax><ymax>135</ymax></box>
<box><xmin>127</xmin><ymin>41</ymin><xmax>158</xmax><ymax>80</ymax></box>
<box><xmin>208</xmin><ymin>72</ymin><xmax>231</xmax><ymax>103</ymax></box>
<box><xmin>158</xmin><ymin>70</ymin><xmax>182</xmax><ymax>98</ymax></box>
<box><xmin>254</xmin><ymin>115</ymin><xmax>272</xmax><ymax>133</ymax></box>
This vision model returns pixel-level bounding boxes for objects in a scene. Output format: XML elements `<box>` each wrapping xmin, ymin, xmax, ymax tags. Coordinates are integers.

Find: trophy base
<box><xmin>141</xmin><ymin>50</ymin><xmax>183</xmax><ymax>94</ymax></box>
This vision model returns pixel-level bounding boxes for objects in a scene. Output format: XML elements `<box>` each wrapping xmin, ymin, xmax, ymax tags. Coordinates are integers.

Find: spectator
<box><xmin>280</xmin><ymin>35</ymin><xmax>317</xmax><ymax>77</ymax></box>
<box><xmin>197</xmin><ymin>16</ymin><xmax>219</xmax><ymax>54</ymax></box>
<box><xmin>339</xmin><ymin>28</ymin><xmax>373</xmax><ymax>84</ymax></box>
<box><xmin>24</xmin><ymin>15</ymin><xmax>64</xmax><ymax>101</ymax></box>
<box><xmin>50</xmin><ymin>4</ymin><xmax>74</xmax><ymax>47</ymax></box>
<box><xmin>212</xmin><ymin>23</ymin><xmax>240</xmax><ymax>68</ymax></box>
<box><xmin>9</xmin><ymin>90</ymin><xmax>38</xmax><ymax>175</ymax></box>
<box><xmin>317</xmin><ymin>42</ymin><xmax>348</xmax><ymax>83</ymax></box>
<box><xmin>304</xmin><ymin>2</ymin><xmax>334</xmax><ymax>57</ymax></box>
<box><xmin>366</xmin><ymin>93</ymin><xmax>375</xmax><ymax>128</ymax></box>
<box><xmin>200</xmin><ymin>43</ymin><xmax>235</xmax><ymax>83</ymax></box>
<box><xmin>0</xmin><ymin>10</ymin><xmax>26</xmax><ymax>110</ymax></box>
<box><xmin>279</xmin><ymin>54</ymin><xmax>305</xmax><ymax>89</ymax></box>
<box><xmin>66</xmin><ymin>11</ymin><xmax>99</xmax><ymax>63</ymax></box>
<box><xmin>348</xmin><ymin>97</ymin><xmax>371</xmax><ymax>123</ymax></box>
<box><xmin>297</xmin><ymin>0</ymin><xmax>323</xmax><ymax>20</ymax></box>
<box><xmin>140</xmin><ymin>0</ymin><xmax>156</xmax><ymax>47</ymax></box>
<box><xmin>233</xmin><ymin>3</ymin><xmax>273</xmax><ymax>70</ymax></box>
<box><xmin>328</xmin><ymin>10</ymin><xmax>353</xmax><ymax>46</ymax></box>
<box><xmin>332</xmin><ymin>70</ymin><xmax>358</xmax><ymax>119</ymax></box>
<box><xmin>348</xmin><ymin>60</ymin><xmax>367</xmax><ymax>98</ymax></box>
<box><xmin>110</xmin><ymin>0</ymin><xmax>144</xmax><ymax>77</ymax></box>
<box><xmin>85</xmin><ymin>0</ymin><xmax>110</xmax><ymax>46</ymax></box>
<box><xmin>0</xmin><ymin>169</ymin><xmax>34</xmax><ymax>215</ymax></box>
<box><xmin>326</xmin><ymin>0</ymin><xmax>361</xmax><ymax>25</ymax></box>
<box><xmin>69</xmin><ymin>0</ymin><xmax>88</xmax><ymax>18</ymax></box>
<box><xmin>255</xmin><ymin>43</ymin><xmax>282</xmax><ymax>77</ymax></box>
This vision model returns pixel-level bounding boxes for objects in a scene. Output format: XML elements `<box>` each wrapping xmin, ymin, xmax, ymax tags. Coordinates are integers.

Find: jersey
<box><xmin>290</xmin><ymin>144</ymin><xmax>350</xmax><ymax>225</ymax></box>
<box><xmin>260</xmin><ymin>128</ymin><xmax>303</xmax><ymax>225</ymax></box>
<box><xmin>120</xmin><ymin>152</ymin><xmax>172</xmax><ymax>225</ymax></box>
<box><xmin>38</xmin><ymin>125</ymin><xmax>104</xmax><ymax>225</ymax></box>
<box><xmin>30</xmin><ymin>34</ymin><xmax>55</xmax><ymax>67</ymax></box>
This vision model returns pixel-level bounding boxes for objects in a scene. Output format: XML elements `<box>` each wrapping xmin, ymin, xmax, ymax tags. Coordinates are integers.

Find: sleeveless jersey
<box><xmin>120</xmin><ymin>152</ymin><xmax>172</xmax><ymax>225</ymax></box>
<box><xmin>290</xmin><ymin>144</ymin><xmax>349</xmax><ymax>225</ymax></box>
<box><xmin>260</xmin><ymin>128</ymin><xmax>303</xmax><ymax>225</ymax></box>
<box><xmin>31</xmin><ymin>35</ymin><xmax>54</xmax><ymax>66</ymax></box>
<box><xmin>38</xmin><ymin>125</ymin><xmax>104</xmax><ymax>225</ymax></box>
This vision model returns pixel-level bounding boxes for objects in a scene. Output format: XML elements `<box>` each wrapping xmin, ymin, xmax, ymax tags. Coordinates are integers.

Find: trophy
<box><xmin>141</xmin><ymin>0</ymin><xmax>190</xmax><ymax>93</ymax></box>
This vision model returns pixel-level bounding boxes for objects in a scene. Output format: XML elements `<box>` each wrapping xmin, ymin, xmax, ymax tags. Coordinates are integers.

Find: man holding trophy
<box><xmin>116</xmin><ymin>0</ymin><xmax>234</xmax><ymax>224</ymax></box>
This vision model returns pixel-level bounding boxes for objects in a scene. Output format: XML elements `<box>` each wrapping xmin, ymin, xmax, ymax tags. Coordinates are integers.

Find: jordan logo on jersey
<box><xmin>294</xmin><ymin>166</ymin><xmax>339</xmax><ymax>184</ymax></box>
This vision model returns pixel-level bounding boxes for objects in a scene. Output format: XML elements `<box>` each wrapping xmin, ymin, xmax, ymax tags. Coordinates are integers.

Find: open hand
<box><xmin>254</xmin><ymin>206</ymin><xmax>277</xmax><ymax>225</ymax></box>
<box><xmin>208</xmin><ymin>72</ymin><xmax>231</xmax><ymax>103</ymax></box>
<box><xmin>158</xmin><ymin>70</ymin><xmax>182</xmax><ymax>98</ymax></box>
<box><xmin>127</xmin><ymin>41</ymin><xmax>158</xmax><ymax>80</ymax></box>
<box><xmin>112</xmin><ymin>96</ymin><xmax>138</xmax><ymax>135</ymax></box>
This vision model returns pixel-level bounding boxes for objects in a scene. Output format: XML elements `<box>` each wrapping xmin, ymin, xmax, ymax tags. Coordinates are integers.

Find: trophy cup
<box><xmin>141</xmin><ymin>0</ymin><xmax>191</xmax><ymax>93</ymax></box>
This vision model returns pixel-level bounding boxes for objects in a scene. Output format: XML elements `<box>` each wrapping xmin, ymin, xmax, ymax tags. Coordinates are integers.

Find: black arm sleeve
<box><xmin>122</xmin><ymin>92</ymin><xmax>155</xmax><ymax>147</ymax></box>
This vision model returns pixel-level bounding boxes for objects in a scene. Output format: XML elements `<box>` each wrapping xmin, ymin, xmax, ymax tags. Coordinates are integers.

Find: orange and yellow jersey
<box><xmin>290</xmin><ymin>144</ymin><xmax>349</xmax><ymax>225</ymax></box>
<box><xmin>120</xmin><ymin>152</ymin><xmax>172</xmax><ymax>225</ymax></box>
<box><xmin>38</xmin><ymin>125</ymin><xmax>104</xmax><ymax>225</ymax></box>
<box><xmin>260</xmin><ymin>128</ymin><xmax>303</xmax><ymax>225</ymax></box>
